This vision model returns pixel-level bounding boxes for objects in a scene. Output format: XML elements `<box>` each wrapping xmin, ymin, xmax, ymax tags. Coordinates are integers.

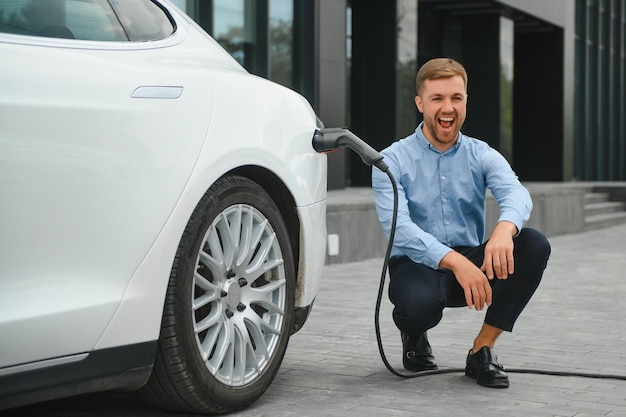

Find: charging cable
<box><xmin>313</xmin><ymin>127</ymin><xmax>626</xmax><ymax>382</ymax></box>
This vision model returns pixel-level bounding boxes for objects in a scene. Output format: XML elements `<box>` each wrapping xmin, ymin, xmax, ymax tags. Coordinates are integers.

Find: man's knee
<box><xmin>393</xmin><ymin>297</ymin><xmax>443</xmax><ymax>334</ymax></box>
<box><xmin>517</xmin><ymin>228</ymin><xmax>551</xmax><ymax>260</ymax></box>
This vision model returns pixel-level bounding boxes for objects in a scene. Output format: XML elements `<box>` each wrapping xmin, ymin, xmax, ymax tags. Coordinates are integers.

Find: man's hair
<box><xmin>416</xmin><ymin>58</ymin><xmax>468</xmax><ymax>96</ymax></box>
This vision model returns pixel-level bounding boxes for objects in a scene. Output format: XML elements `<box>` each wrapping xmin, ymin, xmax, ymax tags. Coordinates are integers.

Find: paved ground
<box><xmin>236</xmin><ymin>223</ymin><xmax>626</xmax><ymax>417</ymax></box>
<box><xmin>6</xmin><ymin>224</ymin><xmax>626</xmax><ymax>417</ymax></box>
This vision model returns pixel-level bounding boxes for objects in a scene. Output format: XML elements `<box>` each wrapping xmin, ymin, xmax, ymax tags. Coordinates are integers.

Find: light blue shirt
<box><xmin>372</xmin><ymin>123</ymin><xmax>532</xmax><ymax>270</ymax></box>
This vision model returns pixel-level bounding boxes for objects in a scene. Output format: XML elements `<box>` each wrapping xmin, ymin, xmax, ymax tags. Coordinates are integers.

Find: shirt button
<box><xmin>441</xmin><ymin>175</ymin><xmax>446</xmax><ymax>180</ymax></box>
<box><xmin>445</xmin><ymin>221</ymin><xmax>450</xmax><ymax>225</ymax></box>
<box><xmin>442</xmin><ymin>198</ymin><xmax>447</xmax><ymax>203</ymax></box>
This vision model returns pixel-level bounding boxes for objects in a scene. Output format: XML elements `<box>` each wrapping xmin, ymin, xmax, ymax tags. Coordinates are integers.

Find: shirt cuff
<box><xmin>497</xmin><ymin>214</ymin><xmax>524</xmax><ymax>237</ymax></box>
<box><xmin>423</xmin><ymin>242</ymin><xmax>453</xmax><ymax>270</ymax></box>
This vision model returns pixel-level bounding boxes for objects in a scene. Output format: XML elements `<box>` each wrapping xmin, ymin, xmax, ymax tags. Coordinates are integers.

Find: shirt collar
<box><xmin>414</xmin><ymin>122</ymin><xmax>463</xmax><ymax>154</ymax></box>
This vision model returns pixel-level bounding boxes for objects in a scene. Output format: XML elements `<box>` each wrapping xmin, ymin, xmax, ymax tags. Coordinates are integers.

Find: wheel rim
<box><xmin>192</xmin><ymin>203</ymin><xmax>287</xmax><ymax>386</ymax></box>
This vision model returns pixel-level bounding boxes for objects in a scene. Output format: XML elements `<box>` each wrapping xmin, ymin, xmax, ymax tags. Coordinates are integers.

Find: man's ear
<box><xmin>414</xmin><ymin>96</ymin><xmax>424</xmax><ymax>113</ymax></box>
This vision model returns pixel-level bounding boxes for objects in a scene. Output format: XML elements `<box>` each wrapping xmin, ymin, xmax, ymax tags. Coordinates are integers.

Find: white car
<box><xmin>0</xmin><ymin>0</ymin><xmax>327</xmax><ymax>414</ymax></box>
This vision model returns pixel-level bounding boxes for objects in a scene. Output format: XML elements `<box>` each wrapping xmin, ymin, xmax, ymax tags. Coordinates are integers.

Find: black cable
<box><xmin>374</xmin><ymin>169</ymin><xmax>626</xmax><ymax>382</ymax></box>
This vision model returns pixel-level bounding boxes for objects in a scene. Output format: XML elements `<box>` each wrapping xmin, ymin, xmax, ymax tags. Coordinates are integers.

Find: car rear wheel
<box><xmin>141</xmin><ymin>175</ymin><xmax>295</xmax><ymax>414</ymax></box>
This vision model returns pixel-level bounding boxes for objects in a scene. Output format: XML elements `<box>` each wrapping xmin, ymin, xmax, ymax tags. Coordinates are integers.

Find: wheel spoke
<box><xmin>198</xmin><ymin>319</ymin><xmax>226</xmax><ymax>363</ymax></box>
<box><xmin>194</xmin><ymin>270</ymin><xmax>220</xmax><ymax>292</ymax></box>
<box><xmin>211</xmin><ymin>322</ymin><xmax>256</xmax><ymax>385</ymax></box>
<box><xmin>238</xmin><ymin>219</ymin><xmax>268</xmax><ymax>268</ymax></box>
<box><xmin>201</xmin><ymin>233</ymin><xmax>225</xmax><ymax>270</ymax></box>
<box><xmin>214</xmin><ymin>214</ymin><xmax>235</xmax><ymax>269</ymax></box>
<box><xmin>236</xmin><ymin>323</ymin><xmax>260</xmax><ymax>382</ymax></box>
<box><xmin>248</xmin><ymin>282</ymin><xmax>286</xmax><ymax>315</ymax></box>
<box><xmin>249</xmin><ymin>308</ymin><xmax>282</xmax><ymax>337</ymax></box>
<box><xmin>254</xmin><ymin>300</ymin><xmax>286</xmax><ymax>318</ymax></box>
<box><xmin>207</xmin><ymin>320</ymin><xmax>233</xmax><ymax>373</ymax></box>
<box><xmin>193</xmin><ymin>272</ymin><xmax>221</xmax><ymax>309</ymax></box>
<box><xmin>225</xmin><ymin>206</ymin><xmax>243</xmax><ymax>255</ymax></box>
<box><xmin>198</xmin><ymin>248</ymin><xmax>221</xmax><ymax>272</ymax></box>
<box><xmin>244</xmin><ymin>232</ymin><xmax>276</xmax><ymax>275</ymax></box>
<box><xmin>235</xmin><ymin>206</ymin><xmax>255</xmax><ymax>267</ymax></box>
<box><xmin>252</xmin><ymin>257</ymin><xmax>283</xmax><ymax>277</ymax></box>
<box><xmin>245</xmin><ymin>316</ymin><xmax>270</xmax><ymax>359</ymax></box>
<box><xmin>194</xmin><ymin>307</ymin><xmax>221</xmax><ymax>334</ymax></box>
<box><xmin>250</xmin><ymin>277</ymin><xmax>285</xmax><ymax>296</ymax></box>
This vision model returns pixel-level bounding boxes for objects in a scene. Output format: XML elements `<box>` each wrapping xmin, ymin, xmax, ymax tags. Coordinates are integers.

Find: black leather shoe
<box><xmin>465</xmin><ymin>346</ymin><xmax>509</xmax><ymax>388</ymax></box>
<box><xmin>401</xmin><ymin>332</ymin><xmax>438</xmax><ymax>371</ymax></box>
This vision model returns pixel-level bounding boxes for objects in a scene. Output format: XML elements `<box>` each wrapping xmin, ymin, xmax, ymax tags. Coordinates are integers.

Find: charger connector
<box><xmin>312</xmin><ymin>128</ymin><xmax>388</xmax><ymax>172</ymax></box>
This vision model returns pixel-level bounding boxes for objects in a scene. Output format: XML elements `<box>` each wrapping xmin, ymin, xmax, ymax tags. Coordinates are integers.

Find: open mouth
<box><xmin>438</xmin><ymin>117</ymin><xmax>454</xmax><ymax>129</ymax></box>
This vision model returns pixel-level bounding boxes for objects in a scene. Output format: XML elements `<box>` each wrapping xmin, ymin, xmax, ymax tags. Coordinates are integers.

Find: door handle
<box><xmin>131</xmin><ymin>86</ymin><xmax>183</xmax><ymax>99</ymax></box>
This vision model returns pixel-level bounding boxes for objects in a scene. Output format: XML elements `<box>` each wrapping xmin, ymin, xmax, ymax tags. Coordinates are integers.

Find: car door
<box><xmin>0</xmin><ymin>0</ymin><xmax>214</xmax><ymax>368</ymax></box>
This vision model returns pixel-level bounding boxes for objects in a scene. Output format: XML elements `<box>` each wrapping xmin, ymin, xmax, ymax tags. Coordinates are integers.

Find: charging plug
<box><xmin>312</xmin><ymin>127</ymin><xmax>388</xmax><ymax>172</ymax></box>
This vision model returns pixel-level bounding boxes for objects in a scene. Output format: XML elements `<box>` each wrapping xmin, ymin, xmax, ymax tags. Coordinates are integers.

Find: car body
<box><xmin>0</xmin><ymin>0</ymin><xmax>327</xmax><ymax>413</ymax></box>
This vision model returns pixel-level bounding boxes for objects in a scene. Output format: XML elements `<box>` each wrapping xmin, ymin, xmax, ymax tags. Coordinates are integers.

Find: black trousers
<box><xmin>388</xmin><ymin>228</ymin><xmax>551</xmax><ymax>335</ymax></box>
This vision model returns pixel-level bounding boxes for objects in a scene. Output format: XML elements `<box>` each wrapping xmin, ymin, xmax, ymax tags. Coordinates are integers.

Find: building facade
<box><xmin>174</xmin><ymin>0</ymin><xmax>626</xmax><ymax>187</ymax></box>
<box><xmin>576</xmin><ymin>0</ymin><xmax>626</xmax><ymax>181</ymax></box>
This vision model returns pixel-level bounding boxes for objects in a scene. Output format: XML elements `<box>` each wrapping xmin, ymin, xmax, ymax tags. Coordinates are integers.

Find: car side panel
<box><xmin>0</xmin><ymin>36</ymin><xmax>214</xmax><ymax>367</ymax></box>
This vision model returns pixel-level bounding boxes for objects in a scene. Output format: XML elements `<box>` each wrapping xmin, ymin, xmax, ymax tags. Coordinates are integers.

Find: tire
<box><xmin>141</xmin><ymin>175</ymin><xmax>295</xmax><ymax>414</ymax></box>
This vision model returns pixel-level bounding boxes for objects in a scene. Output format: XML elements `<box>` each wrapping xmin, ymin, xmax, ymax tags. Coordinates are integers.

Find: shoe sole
<box><xmin>465</xmin><ymin>370</ymin><xmax>509</xmax><ymax>388</ymax></box>
<box><xmin>404</xmin><ymin>364</ymin><xmax>439</xmax><ymax>372</ymax></box>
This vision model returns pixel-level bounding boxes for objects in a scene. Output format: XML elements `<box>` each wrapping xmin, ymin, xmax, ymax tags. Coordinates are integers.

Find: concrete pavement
<box><xmin>4</xmin><ymin>224</ymin><xmax>625</xmax><ymax>417</ymax></box>
<box><xmin>236</xmin><ymin>223</ymin><xmax>626</xmax><ymax>417</ymax></box>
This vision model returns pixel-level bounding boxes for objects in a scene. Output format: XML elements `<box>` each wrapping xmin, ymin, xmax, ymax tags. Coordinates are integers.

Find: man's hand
<box><xmin>481</xmin><ymin>221</ymin><xmax>517</xmax><ymax>280</ymax></box>
<box><xmin>440</xmin><ymin>251</ymin><xmax>492</xmax><ymax>310</ymax></box>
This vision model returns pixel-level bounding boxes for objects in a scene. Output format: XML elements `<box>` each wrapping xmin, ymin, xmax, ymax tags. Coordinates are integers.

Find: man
<box><xmin>371</xmin><ymin>57</ymin><xmax>551</xmax><ymax>388</ymax></box>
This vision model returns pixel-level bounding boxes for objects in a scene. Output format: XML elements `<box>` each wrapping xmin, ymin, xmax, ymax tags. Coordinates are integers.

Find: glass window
<box><xmin>0</xmin><ymin>0</ymin><xmax>125</xmax><ymax>40</ymax></box>
<box><xmin>169</xmin><ymin>0</ymin><xmax>186</xmax><ymax>13</ymax></box>
<box><xmin>110</xmin><ymin>0</ymin><xmax>175</xmax><ymax>41</ymax></box>
<box><xmin>499</xmin><ymin>16</ymin><xmax>514</xmax><ymax>163</ymax></box>
<box><xmin>269</xmin><ymin>0</ymin><xmax>293</xmax><ymax>88</ymax></box>
<box><xmin>0</xmin><ymin>0</ymin><xmax>174</xmax><ymax>42</ymax></box>
<box><xmin>213</xmin><ymin>0</ymin><xmax>245</xmax><ymax>65</ymax></box>
<box><xmin>396</xmin><ymin>0</ymin><xmax>418</xmax><ymax>137</ymax></box>
<box><xmin>67</xmin><ymin>0</ymin><xmax>127</xmax><ymax>41</ymax></box>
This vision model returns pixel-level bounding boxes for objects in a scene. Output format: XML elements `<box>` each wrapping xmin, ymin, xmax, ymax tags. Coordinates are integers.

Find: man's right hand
<box><xmin>439</xmin><ymin>251</ymin><xmax>492</xmax><ymax>310</ymax></box>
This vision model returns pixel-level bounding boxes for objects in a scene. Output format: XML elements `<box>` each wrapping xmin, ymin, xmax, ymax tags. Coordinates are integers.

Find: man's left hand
<box><xmin>481</xmin><ymin>221</ymin><xmax>517</xmax><ymax>280</ymax></box>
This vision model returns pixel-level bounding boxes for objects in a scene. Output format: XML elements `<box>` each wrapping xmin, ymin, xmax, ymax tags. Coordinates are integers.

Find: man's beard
<box><xmin>424</xmin><ymin>116</ymin><xmax>459</xmax><ymax>146</ymax></box>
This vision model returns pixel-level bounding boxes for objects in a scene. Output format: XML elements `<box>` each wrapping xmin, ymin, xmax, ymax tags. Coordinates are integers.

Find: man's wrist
<box><xmin>439</xmin><ymin>250</ymin><xmax>466</xmax><ymax>271</ymax></box>
<box><xmin>495</xmin><ymin>220</ymin><xmax>518</xmax><ymax>236</ymax></box>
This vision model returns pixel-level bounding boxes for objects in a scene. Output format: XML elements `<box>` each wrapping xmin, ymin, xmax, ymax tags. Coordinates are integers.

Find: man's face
<box><xmin>415</xmin><ymin>75</ymin><xmax>467</xmax><ymax>152</ymax></box>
